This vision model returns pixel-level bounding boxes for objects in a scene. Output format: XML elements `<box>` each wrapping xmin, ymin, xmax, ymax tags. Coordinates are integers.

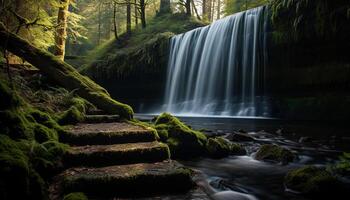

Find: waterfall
<box><xmin>163</xmin><ymin>6</ymin><xmax>269</xmax><ymax>117</ymax></box>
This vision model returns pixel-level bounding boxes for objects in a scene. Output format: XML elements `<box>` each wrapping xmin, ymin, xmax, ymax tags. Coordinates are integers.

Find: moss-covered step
<box><xmin>61</xmin><ymin>122</ymin><xmax>158</xmax><ymax>145</ymax></box>
<box><xmin>50</xmin><ymin>161</ymin><xmax>194</xmax><ymax>199</ymax></box>
<box><xmin>64</xmin><ymin>141</ymin><xmax>170</xmax><ymax>167</ymax></box>
<box><xmin>83</xmin><ymin>114</ymin><xmax>120</xmax><ymax>123</ymax></box>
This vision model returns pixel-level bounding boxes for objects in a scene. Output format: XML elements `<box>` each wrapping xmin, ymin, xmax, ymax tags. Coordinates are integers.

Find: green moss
<box><xmin>0</xmin><ymin>78</ymin><xmax>21</xmax><ymax>109</ymax></box>
<box><xmin>155</xmin><ymin>124</ymin><xmax>169</xmax><ymax>142</ymax></box>
<box><xmin>285</xmin><ymin>166</ymin><xmax>342</xmax><ymax>197</ymax></box>
<box><xmin>34</xmin><ymin>124</ymin><xmax>58</xmax><ymax>143</ymax></box>
<box><xmin>155</xmin><ymin>113</ymin><xmax>207</xmax><ymax>159</ymax></box>
<box><xmin>255</xmin><ymin>144</ymin><xmax>295</xmax><ymax>164</ymax></box>
<box><xmin>58</xmin><ymin>106</ymin><xmax>85</xmax><ymax>125</ymax></box>
<box><xmin>0</xmin><ymin>135</ymin><xmax>46</xmax><ymax>199</ymax></box>
<box><xmin>128</xmin><ymin>119</ymin><xmax>160</xmax><ymax>140</ymax></box>
<box><xmin>0</xmin><ymin>109</ymin><xmax>34</xmax><ymax>139</ymax></box>
<box><xmin>332</xmin><ymin>152</ymin><xmax>350</xmax><ymax>177</ymax></box>
<box><xmin>63</xmin><ymin>192</ymin><xmax>88</xmax><ymax>200</ymax></box>
<box><xmin>206</xmin><ymin>137</ymin><xmax>246</xmax><ymax>159</ymax></box>
<box><xmin>61</xmin><ymin>162</ymin><xmax>194</xmax><ymax>197</ymax></box>
<box><xmin>64</xmin><ymin>142</ymin><xmax>169</xmax><ymax>167</ymax></box>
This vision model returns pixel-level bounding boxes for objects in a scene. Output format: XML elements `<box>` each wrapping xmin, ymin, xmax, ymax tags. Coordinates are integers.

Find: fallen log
<box><xmin>0</xmin><ymin>22</ymin><xmax>133</xmax><ymax>119</ymax></box>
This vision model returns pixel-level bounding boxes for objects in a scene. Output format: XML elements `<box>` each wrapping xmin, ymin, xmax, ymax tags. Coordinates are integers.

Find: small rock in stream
<box><xmin>298</xmin><ymin>137</ymin><xmax>313</xmax><ymax>143</ymax></box>
<box><xmin>226</xmin><ymin>132</ymin><xmax>255</xmax><ymax>142</ymax></box>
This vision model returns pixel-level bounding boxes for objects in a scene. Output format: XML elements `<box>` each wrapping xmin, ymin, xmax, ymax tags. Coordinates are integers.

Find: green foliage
<box><xmin>332</xmin><ymin>152</ymin><xmax>350</xmax><ymax>177</ymax></box>
<box><xmin>63</xmin><ymin>192</ymin><xmax>88</xmax><ymax>200</ymax></box>
<box><xmin>270</xmin><ymin>0</ymin><xmax>350</xmax><ymax>42</ymax></box>
<box><xmin>255</xmin><ymin>144</ymin><xmax>295</xmax><ymax>164</ymax></box>
<box><xmin>59</xmin><ymin>106</ymin><xmax>85</xmax><ymax>125</ymax></box>
<box><xmin>0</xmin><ymin>77</ymin><xmax>70</xmax><ymax>199</ymax></box>
<box><xmin>206</xmin><ymin>137</ymin><xmax>246</xmax><ymax>158</ymax></box>
<box><xmin>225</xmin><ymin>0</ymin><xmax>269</xmax><ymax>15</ymax></box>
<box><xmin>0</xmin><ymin>135</ymin><xmax>46</xmax><ymax>200</ymax></box>
<box><xmin>0</xmin><ymin>79</ymin><xmax>21</xmax><ymax>109</ymax></box>
<box><xmin>155</xmin><ymin>113</ymin><xmax>207</xmax><ymax>158</ymax></box>
<box><xmin>284</xmin><ymin>166</ymin><xmax>342</xmax><ymax>197</ymax></box>
<box><xmin>81</xmin><ymin>13</ymin><xmax>205</xmax><ymax>79</ymax></box>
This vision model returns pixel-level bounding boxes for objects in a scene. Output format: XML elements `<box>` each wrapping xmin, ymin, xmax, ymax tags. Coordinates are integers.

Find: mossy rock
<box><xmin>155</xmin><ymin>113</ymin><xmax>207</xmax><ymax>159</ymax></box>
<box><xmin>58</xmin><ymin>106</ymin><xmax>85</xmax><ymax>125</ymax></box>
<box><xmin>332</xmin><ymin>152</ymin><xmax>350</xmax><ymax>177</ymax></box>
<box><xmin>63</xmin><ymin>192</ymin><xmax>88</xmax><ymax>200</ymax></box>
<box><xmin>60</xmin><ymin>161</ymin><xmax>194</xmax><ymax>197</ymax></box>
<box><xmin>0</xmin><ymin>78</ymin><xmax>21</xmax><ymax>109</ymax></box>
<box><xmin>285</xmin><ymin>166</ymin><xmax>346</xmax><ymax>198</ymax></box>
<box><xmin>0</xmin><ymin>109</ymin><xmax>34</xmax><ymax>139</ymax></box>
<box><xmin>34</xmin><ymin>124</ymin><xmax>58</xmax><ymax>143</ymax></box>
<box><xmin>64</xmin><ymin>142</ymin><xmax>170</xmax><ymax>167</ymax></box>
<box><xmin>255</xmin><ymin>144</ymin><xmax>295</xmax><ymax>164</ymax></box>
<box><xmin>206</xmin><ymin>137</ymin><xmax>246</xmax><ymax>159</ymax></box>
<box><xmin>0</xmin><ymin>135</ymin><xmax>46</xmax><ymax>200</ymax></box>
<box><xmin>155</xmin><ymin>124</ymin><xmax>170</xmax><ymax>142</ymax></box>
<box><xmin>62</xmin><ymin>122</ymin><xmax>158</xmax><ymax>145</ymax></box>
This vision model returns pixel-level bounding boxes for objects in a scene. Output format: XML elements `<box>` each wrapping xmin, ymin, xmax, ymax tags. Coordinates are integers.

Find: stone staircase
<box><xmin>49</xmin><ymin>115</ymin><xmax>200</xmax><ymax>199</ymax></box>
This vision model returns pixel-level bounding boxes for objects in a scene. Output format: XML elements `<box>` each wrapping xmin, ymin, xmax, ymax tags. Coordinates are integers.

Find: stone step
<box><xmin>61</xmin><ymin>122</ymin><xmax>158</xmax><ymax>145</ymax></box>
<box><xmin>83</xmin><ymin>114</ymin><xmax>120</xmax><ymax>123</ymax></box>
<box><xmin>50</xmin><ymin>161</ymin><xmax>194</xmax><ymax>199</ymax></box>
<box><xmin>64</xmin><ymin>142</ymin><xmax>170</xmax><ymax>167</ymax></box>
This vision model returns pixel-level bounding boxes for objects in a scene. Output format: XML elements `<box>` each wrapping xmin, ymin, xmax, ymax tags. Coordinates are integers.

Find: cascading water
<box><xmin>163</xmin><ymin>6</ymin><xmax>270</xmax><ymax>117</ymax></box>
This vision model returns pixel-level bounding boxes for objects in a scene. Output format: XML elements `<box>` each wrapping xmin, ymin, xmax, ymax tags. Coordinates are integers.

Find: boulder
<box><xmin>255</xmin><ymin>144</ymin><xmax>295</xmax><ymax>164</ymax></box>
<box><xmin>285</xmin><ymin>166</ymin><xmax>345</xmax><ymax>198</ymax></box>
<box><xmin>226</xmin><ymin>132</ymin><xmax>255</xmax><ymax>142</ymax></box>
<box><xmin>206</xmin><ymin>137</ymin><xmax>246</xmax><ymax>159</ymax></box>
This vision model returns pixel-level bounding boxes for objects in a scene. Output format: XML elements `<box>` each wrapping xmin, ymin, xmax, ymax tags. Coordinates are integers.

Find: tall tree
<box><xmin>126</xmin><ymin>0</ymin><xmax>131</xmax><ymax>35</ymax></box>
<box><xmin>185</xmin><ymin>0</ymin><xmax>191</xmax><ymax>15</ymax></box>
<box><xmin>55</xmin><ymin>0</ymin><xmax>70</xmax><ymax>61</ymax></box>
<box><xmin>113</xmin><ymin>1</ymin><xmax>118</xmax><ymax>39</ymax></box>
<box><xmin>202</xmin><ymin>0</ymin><xmax>207</xmax><ymax>19</ymax></box>
<box><xmin>134</xmin><ymin>0</ymin><xmax>138</xmax><ymax>26</ymax></box>
<box><xmin>217</xmin><ymin>0</ymin><xmax>221</xmax><ymax>19</ymax></box>
<box><xmin>139</xmin><ymin>0</ymin><xmax>146</xmax><ymax>28</ymax></box>
<box><xmin>191</xmin><ymin>0</ymin><xmax>201</xmax><ymax>20</ymax></box>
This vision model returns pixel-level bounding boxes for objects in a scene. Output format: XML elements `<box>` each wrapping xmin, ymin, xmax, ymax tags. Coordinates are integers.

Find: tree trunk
<box><xmin>202</xmin><ymin>0</ymin><xmax>207</xmax><ymax>20</ymax></box>
<box><xmin>207</xmin><ymin>0</ymin><xmax>212</xmax><ymax>22</ymax></box>
<box><xmin>134</xmin><ymin>0</ymin><xmax>138</xmax><ymax>26</ymax></box>
<box><xmin>55</xmin><ymin>0</ymin><xmax>69</xmax><ymax>61</ymax></box>
<box><xmin>191</xmin><ymin>0</ymin><xmax>201</xmax><ymax>20</ymax></box>
<box><xmin>113</xmin><ymin>2</ymin><xmax>118</xmax><ymax>39</ymax></box>
<box><xmin>98</xmin><ymin>3</ymin><xmax>102</xmax><ymax>45</ymax></box>
<box><xmin>126</xmin><ymin>0</ymin><xmax>131</xmax><ymax>35</ymax></box>
<box><xmin>211</xmin><ymin>0</ymin><xmax>215</xmax><ymax>21</ymax></box>
<box><xmin>140</xmin><ymin>0</ymin><xmax>146</xmax><ymax>28</ymax></box>
<box><xmin>0</xmin><ymin>22</ymin><xmax>133</xmax><ymax>119</ymax></box>
<box><xmin>217</xmin><ymin>0</ymin><xmax>220</xmax><ymax>20</ymax></box>
<box><xmin>159</xmin><ymin>0</ymin><xmax>171</xmax><ymax>14</ymax></box>
<box><xmin>185</xmin><ymin>0</ymin><xmax>191</xmax><ymax>16</ymax></box>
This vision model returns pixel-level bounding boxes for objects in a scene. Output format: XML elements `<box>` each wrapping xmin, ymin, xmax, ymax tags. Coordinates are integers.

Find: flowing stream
<box><xmin>163</xmin><ymin>6</ymin><xmax>269</xmax><ymax>117</ymax></box>
<box><xmin>136</xmin><ymin>114</ymin><xmax>350</xmax><ymax>200</ymax></box>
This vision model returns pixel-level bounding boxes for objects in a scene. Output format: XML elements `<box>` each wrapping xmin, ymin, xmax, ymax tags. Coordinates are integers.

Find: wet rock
<box><xmin>298</xmin><ymin>137</ymin><xmax>313</xmax><ymax>143</ymax></box>
<box><xmin>255</xmin><ymin>144</ymin><xmax>295</xmax><ymax>164</ymax></box>
<box><xmin>276</xmin><ymin>128</ymin><xmax>284</xmax><ymax>135</ymax></box>
<box><xmin>284</xmin><ymin>166</ymin><xmax>345</xmax><ymax>198</ymax></box>
<box><xmin>238</xmin><ymin>129</ymin><xmax>248</xmax><ymax>133</ymax></box>
<box><xmin>206</xmin><ymin>137</ymin><xmax>246</xmax><ymax>158</ymax></box>
<box><xmin>226</xmin><ymin>132</ymin><xmax>255</xmax><ymax>142</ymax></box>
